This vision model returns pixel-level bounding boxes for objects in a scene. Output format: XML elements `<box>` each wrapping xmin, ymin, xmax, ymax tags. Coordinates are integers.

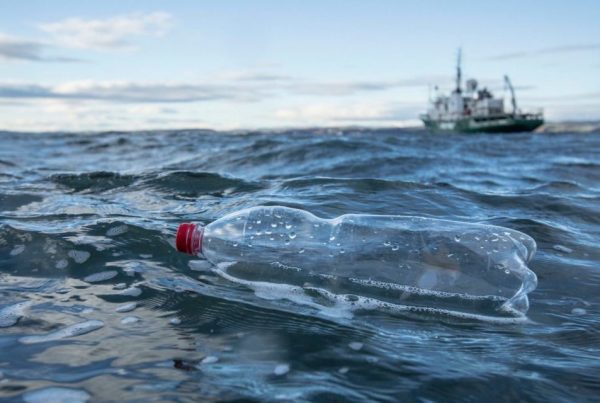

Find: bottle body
<box><xmin>178</xmin><ymin>206</ymin><xmax>537</xmax><ymax>317</ymax></box>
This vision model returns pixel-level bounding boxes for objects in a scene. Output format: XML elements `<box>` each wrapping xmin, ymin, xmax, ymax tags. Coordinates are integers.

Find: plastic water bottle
<box><xmin>176</xmin><ymin>206</ymin><xmax>537</xmax><ymax>319</ymax></box>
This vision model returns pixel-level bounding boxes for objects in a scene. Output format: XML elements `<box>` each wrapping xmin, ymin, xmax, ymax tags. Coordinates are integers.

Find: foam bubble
<box><xmin>19</xmin><ymin>320</ymin><xmax>104</xmax><ymax>344</ymax></box>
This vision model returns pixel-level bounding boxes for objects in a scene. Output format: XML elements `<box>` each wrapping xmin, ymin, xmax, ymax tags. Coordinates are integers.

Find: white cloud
<box><xmin>38</xmin><ymin>12</ymin><xmax>173</xmax><ymax>50</ymax></box>
<box><xmin>0</xmin><ymin>80</ymin><xmax>258</xmax><ymax>103</ymax></box>
<box><xmin>0</xmin><ymin>33</ymin><xmax>80</xmax><ymax>62</ymax></box>
<box><xmin>488</xmin><ymin>43</ymin><xmax>600</xmax><ymax>61</ymax></box>
<box><xmin>275</xmin><ymin>102</ymin><xmax>421</xmax><ymax>125</ymax></box>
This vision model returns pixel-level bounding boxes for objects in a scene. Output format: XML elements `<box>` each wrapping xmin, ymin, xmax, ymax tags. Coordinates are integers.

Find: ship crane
<box><xmin>504</xmin><ymin>75</ymin><xmax>517</xmax><ymax>116</ymax></box>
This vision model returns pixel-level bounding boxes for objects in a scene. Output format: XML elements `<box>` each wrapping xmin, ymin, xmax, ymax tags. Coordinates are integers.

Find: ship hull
<box><xmin>422</xmin><ymin>115</ymin><xmax>544</xmax><ymax>133</ymax></box>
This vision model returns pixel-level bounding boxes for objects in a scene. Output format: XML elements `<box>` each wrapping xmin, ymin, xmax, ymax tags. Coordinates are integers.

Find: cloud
<box><xmin>0</xmin><ymin>80</ymin><xmax>261</xmax><ymax>103</ymax></box>
<box><xmin>0</xmin><ymin>33</ymin><xmax>80</xmax><ymax>62</ymax></box>
<box><xmin>487</xmin><ymin>43</ymin><xmax>600</xmax><ymax>60</ymax></box>
<box><xmin>287</xmin><ymin>75</ymin><xmax>449</xmax><ymax>96</ymax></box>
<box><xmin>275</xmin><ymin>102</ymin><xmax>421</xmax><ymax>123</ymax></box>
<box><xmin>0</xmin><ymin>73</ymin><xmax>443</xmax><ymax>104</ymax></box>
<box><xmin>215</xmin><ymin>70</ymin><xmax>293</xmax><ymax>82</ymax></box>
<box><xmin>38</xmin><ymin>12</ymin><xmax>173</xmax><ymax>50</ymax></box>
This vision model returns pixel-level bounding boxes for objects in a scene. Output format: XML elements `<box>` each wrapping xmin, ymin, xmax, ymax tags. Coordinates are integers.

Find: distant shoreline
<box><xmin>1</xmin><ymin>121</ymin><xmax>599</xmax><ymax>135</ymax></box>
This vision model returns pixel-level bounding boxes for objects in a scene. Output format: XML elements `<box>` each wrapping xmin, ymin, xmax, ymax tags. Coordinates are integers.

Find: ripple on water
<box><xmin>0</xmin><ymin>301</ymin><xmax>30</xmax><ymax>328</ymax></box>
<box><xmin>19</xmin><ymin>320</ymin><xmax>104</xmax><ymax>344</ymax></box>
<box><xmin>22</xmin><ymin>386</ymin><xmax>91</xmax><ymax>403</ymax></box>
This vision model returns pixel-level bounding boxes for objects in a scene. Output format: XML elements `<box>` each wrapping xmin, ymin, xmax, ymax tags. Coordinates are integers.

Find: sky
<box><xmin>0</xmin><ymin>0</ymin><xmax>599</xmax><ymax>131</ymax></box>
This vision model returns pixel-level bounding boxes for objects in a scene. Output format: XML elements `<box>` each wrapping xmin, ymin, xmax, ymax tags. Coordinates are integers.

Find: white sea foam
<box><xmin>214</xmin><ymin>263</ymin><xmax>530</xmax><ymax>324</ymax></box>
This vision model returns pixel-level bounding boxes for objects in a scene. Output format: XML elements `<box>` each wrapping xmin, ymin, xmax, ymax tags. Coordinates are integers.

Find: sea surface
<box><xmin>1</xmin><ymin>128</ymin><xmax>599</xmax><ymax>402</ymax></box>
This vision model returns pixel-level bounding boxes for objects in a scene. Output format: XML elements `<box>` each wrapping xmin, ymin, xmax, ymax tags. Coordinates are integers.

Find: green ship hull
<box><xmin>422</xmin><ymin>114</ymin><xmax>544</xmax><ymax>133</ymax></box>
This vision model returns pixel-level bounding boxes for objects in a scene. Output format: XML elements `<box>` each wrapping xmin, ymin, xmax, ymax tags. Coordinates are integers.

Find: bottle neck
<box><xmin>176</xmin><ymin>223</ymin><xmax>204</xmax><ymax>255</ymax></box>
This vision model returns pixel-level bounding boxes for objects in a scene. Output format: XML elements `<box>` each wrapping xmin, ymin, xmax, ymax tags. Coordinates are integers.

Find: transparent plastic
<box><xmin>183</xmin><ymin>206</ymin><xmax>537</xmax><ymax>318</ymax></box>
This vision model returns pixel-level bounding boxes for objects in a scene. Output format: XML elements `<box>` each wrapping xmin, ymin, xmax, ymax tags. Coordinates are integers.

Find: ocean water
<box><xmin>1</xmin><ymin>128</ymin><xmax>599</xmax><ymax>401</ymax></box>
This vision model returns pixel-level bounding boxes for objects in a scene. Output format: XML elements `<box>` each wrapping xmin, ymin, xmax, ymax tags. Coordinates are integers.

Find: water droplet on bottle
<box><xmin>340</xmin><ymin>249</ymin><xmax>345</xmax><ymax>254</ymax></box>
<box><xmin>336</xmin><ymin>242</ymin><xmax>341</xmax><ymax>247</ymax></box>
<box><xmin>391</xmin><ymin>245</ymin><xmax>399</xmax><ymax>251</ymax></box>
<box><xmin>298</xmin><ymin>248</ymin><xmax>305</xmax><ymax>254</ymax></box>
<box><xmin>454</xmin><ymin>235</ymin><xmax>461</xmax><ymax>242</ymax></box>
<box><xmin>271</xmin><ymin>223</ymin><xmax>277</xmax><ymax>228</ymax></box>
<box><xmin>256</xmin><ymin>231</ymin><xmax>262</xmax><ymax>236</ymax></box>
<box><xmin>233</xmin><ymin>243</ymin><xmax>238</xmax><ymax>247</ymax></box>
<box><xmin>314</xmin><ymin>224</ymin><xmax>320</xmax><ymax>228</ymax></box>
<box><xmin>289</xmin><ymin>232</ymin><xmax>297</xmax><ymax>239</ymax></box>
<box><xmin>285</xmin><ymin>239</ymin><xmax>290</xmax><ymax>245</ymax></box>
<box><xmin>504</xmin><ymin>269</ymin><xmax>510</xmax><ymax>275</ymax></box>
<box><xmin>475</xmin><ymin>236</ymin><xmax>480</xmax><ymax>241</ymax></box>
<box><xmin>256</xmin><ymin>220</ymin><xmax>261</xmax><ymax>224</ymax></box>
<box><xmin>383</xmin><ymin>241</ymin><xmax>391</xmax><ymax>246</ymax></box>
<box><xmin>270</xmin><ymin>237</ymin><xmax>275</xmax><ymax>241</ymax></box>
<box><xmin>329</xmin><ymin>236</ymin><xmax>336</xmax><ymax>241</ymax></box>
<box><xmin>285</xmin><ymin>224</ymin><xmax>292</xmax><ymax>230</ymax></box>
<box><xmin>265</xmin><ymin>230</ymin><xmax>272</xmax><ymax>235</ymax></box>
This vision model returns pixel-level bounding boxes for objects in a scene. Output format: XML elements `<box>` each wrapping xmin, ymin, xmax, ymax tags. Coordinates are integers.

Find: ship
<box><xmin>420</xmin><ymin>50</ymin><xmax>544</xmax><ymax>133</ymax></box>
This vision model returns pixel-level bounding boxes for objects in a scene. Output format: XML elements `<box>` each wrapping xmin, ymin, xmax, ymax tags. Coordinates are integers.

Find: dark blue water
<box><xmin>1</xmin><ymin>129</ymin><xmax>599</xmax><ymax>402</ymax></box>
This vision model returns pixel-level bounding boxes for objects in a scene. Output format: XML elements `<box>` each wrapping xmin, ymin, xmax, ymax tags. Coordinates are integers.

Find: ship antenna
<box><xmin>455</xmin><ymin>48</ymin><xmax>462</xmax><ymax>93</ymax></box>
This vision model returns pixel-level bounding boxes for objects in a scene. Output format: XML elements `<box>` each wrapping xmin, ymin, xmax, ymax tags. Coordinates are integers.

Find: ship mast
<box><xmin>455</xmin><ymin>48</ymin><xmax>462</xmax><ymax>94</ymax></box>
<box><xmin>504</xmin><ymin>75</ymin><xmax>517</xmax><ymax>115</ymax></box>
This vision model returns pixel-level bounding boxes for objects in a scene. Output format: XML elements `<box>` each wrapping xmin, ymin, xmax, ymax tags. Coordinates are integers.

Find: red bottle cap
<box><xmin>176</xmin><ymin>223</ymin><xmax>203</xmax><ymax>255</ymax></box>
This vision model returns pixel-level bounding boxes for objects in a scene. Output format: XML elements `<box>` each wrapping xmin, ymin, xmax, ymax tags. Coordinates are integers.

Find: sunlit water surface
<box><xmin>1</xmin><ymin>129</ymin><xmax>599</xmax><ymax>401</ymax></box>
